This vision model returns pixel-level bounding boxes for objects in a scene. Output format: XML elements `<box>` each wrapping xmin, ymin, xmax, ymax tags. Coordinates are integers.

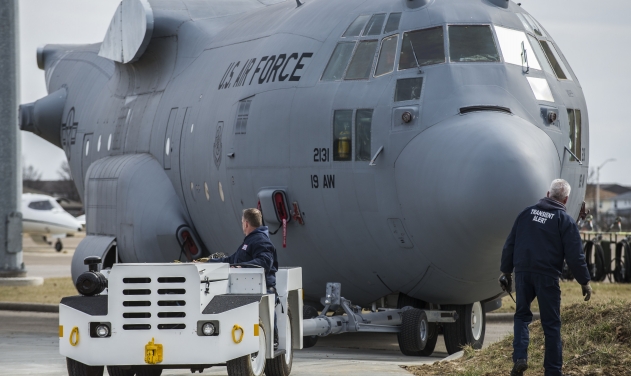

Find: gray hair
<box><xmin>549</xmin><ymin>179</ymin><xmax>571</xmax><ymax>201</ymax></box>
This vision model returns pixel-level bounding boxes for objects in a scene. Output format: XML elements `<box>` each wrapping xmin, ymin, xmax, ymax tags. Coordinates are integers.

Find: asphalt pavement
<box><xmin>0</xmin><ymin>310</ymin><xmax>512</xmax><ymax>376</ymax></box>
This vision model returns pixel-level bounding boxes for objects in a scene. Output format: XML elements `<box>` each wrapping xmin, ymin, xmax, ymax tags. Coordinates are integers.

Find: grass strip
<box><xmin>407</xmin><ymin>299</ymin><xmax>631</xmax><ymax>376</ymax></box>
<box><xmin>0</xmin><ymin>277</ymin><xmax>76</xmax><ymax>304</ymax></box>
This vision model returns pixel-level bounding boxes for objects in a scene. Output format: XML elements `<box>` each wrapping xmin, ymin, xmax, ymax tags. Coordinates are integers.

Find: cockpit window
<box><xmin>449</xmin><ymin>25</ymin><xmax>500</xmax><ymax>63</ymax></box>
<box><xmin>28</xmin><ymin>200</ymin><xmax>54</xmax><ymax>211</ymax></box>
<box><xmin>568</xmin><ymin>109</ymin><xmax>582</xmax><ymax>161</ymax></box>
<box><xmin>374</xmin><ymin>35</ymin><xmax>398</xmax><ymax>77</ymax></box>
<box><xmin>384</xmin><ymin>13</ymin><xmax>401</xmax><ymax>34</ymax></box>
<box><xmin>343</xmin><ymin>15</ymin><xmax>370</xmax><ymax>37</ymax></box>
<box><xmin>495</xmin><ymin>26</ymin><xmax>541</xmax><ymax>70</ymax></box>
<box><xmin>399</xmin><ymin>26</ymin><xmax>445</xmax><ymax>70</ymax></box>
<box><xmin>395</xmin><ymin>77</ymin><xmax>423</xmax><ymax>102</ymax></box>
<box><xmin>333</xmin><ymin>110</ymin><xmax>353</xmax><ymax>161</ymax></box>
<box><xmin>539</xmin><ymin>41</ymin><xmax>572</xmax><ymax>81</ymax></box>
<box><xmin>355</xmin><ymin>109</ymin><xmax>373</xmax><ymax>161</ymax></box>
<box><xmin>345</xmin><ymin>40</ymin><xmax>378</xmax><ymax>80</ymax></box>
<box><xmin>526</xmin><ymin>35</ymin><xmax>554</xmax><ymax>76</ymax></box>
<box><xmin>322</xmin><ymin>42</ymin><xmax>356</xmax><ymax>81</ymax></box>
<box><xmin>363</xmin><ymin>14</ymin><xmax>386</xmax><ymax>36</ymax></box>
<box><xmin>523</xmin><ymin>13</ymin><xmax>547</xmax><ymax>37</ymax></box>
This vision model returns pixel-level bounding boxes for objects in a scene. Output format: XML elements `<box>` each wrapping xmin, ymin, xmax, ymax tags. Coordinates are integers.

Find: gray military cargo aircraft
<box><xmin>20</xmin><ymin>0</ymin><xmax>588</xmax><ymax>355</ymax></box>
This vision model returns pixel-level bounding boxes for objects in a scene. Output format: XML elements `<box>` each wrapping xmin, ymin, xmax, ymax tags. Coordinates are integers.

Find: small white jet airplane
<box><xmin>22</xmin><ymin>193</ymin><xmax>83</xmax><ymax>252</ymax></box>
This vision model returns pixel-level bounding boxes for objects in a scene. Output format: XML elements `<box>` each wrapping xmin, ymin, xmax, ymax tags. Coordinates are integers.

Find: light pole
<box><xmin>595</xmin><ymin>158</ymin><xmax>616</xmax><ymax>224</ymax></box>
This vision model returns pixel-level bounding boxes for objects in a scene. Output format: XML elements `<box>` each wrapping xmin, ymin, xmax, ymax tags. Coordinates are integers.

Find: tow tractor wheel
<box><xmin>443</xmin><ymin>301</ymin><xmax>486</xmax><ymax>355</ymax></box>
<box><xmin>66</xmin><ymin>358</ymin><xmax>104</xmax><ymax>376</ymax></box>
<box><xmin>265</xmin><ymin>309</ymin><xmax>293</xmax><ymax>376</ymax></box>
<box><xmin>398</xmin><ymin>308</ymin><xmax>429</xmax><ymax>355</ymax></box>
<box><xmin>55</xmin><ymin>239</ymin><xmax>63</xmax><ymax>252</ymax></box>
<box><xmin>396</xmin><ymin>293</ymin><xmax>438</xmax><ymax>356</ymax></box>
<box><xmin>227</xmin><ymin>321</ymin><xmax>266</xmax><ymax>376</ymax></box>
<box><xmin>302</xmin><ymin>305</ymin><xmax>319</xmax><ymax>349</ymax></box>
<box><xmin>106</xmin><ymin>366</ymin><xmax>133</xmax><ymax>376</ymax></box>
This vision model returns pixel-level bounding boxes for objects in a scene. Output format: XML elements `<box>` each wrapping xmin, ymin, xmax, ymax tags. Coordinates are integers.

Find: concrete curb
<box><xmin>0</xmin><ymin>277</ymin><xmax>44</xmax><ymax>286</ymax></box>
<box><xmin>440</xmin><ymin>350</ymin><xmax>464</xmax><ymax>362</ymax></box>
<box><xmin>0</xmin><ymin>302</ymin><xmax>59</xmax><ymax>313</ymax></box>
<box><xmin>487</xmin><ymin>312</ymin><xmax>540</xmax><ymax>323</ymax></box>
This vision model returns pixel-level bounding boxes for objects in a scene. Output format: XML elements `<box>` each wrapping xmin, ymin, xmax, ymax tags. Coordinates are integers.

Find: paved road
<box><xmin>0</xmin><ymin>310</ymin><xmax>512</xmax><ymax>376</ymax></box>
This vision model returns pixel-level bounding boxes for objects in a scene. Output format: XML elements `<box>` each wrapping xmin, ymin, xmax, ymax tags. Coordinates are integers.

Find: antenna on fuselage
<box><xmin>409</xmin><ymin>40</ymin><xmax>423</xmax><ymax>74</ymax></box>
<box><xmin>296</xmin><ymin>0</ymin><xmax>303</xmax><ymax>7</ymax></box>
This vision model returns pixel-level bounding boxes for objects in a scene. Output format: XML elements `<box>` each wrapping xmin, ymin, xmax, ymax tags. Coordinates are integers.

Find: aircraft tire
<box><xmin>625</xmin><ymin>242</ymin><xmax>631</xmax><ymax>282</ymax></box>
<box><xmin>136</xmin><ymin>368</ymin><xmax>163</xmax><ymax>376</ymax></box>
<box><xmin>398</xmin><ymin>309</ymin><xmax>429</xmax><ymax>354</ymax></box>
<box><xmin>614</xmin><ymin>241</ymin><xmax>626</xmax><ymax>283</ymax></box>
<box><xmin>443</xmin><ymin>302</ymin><xmax>486</xmax><ymax>355</ymax></box>
<box><xmin>66</xmin><ymin>358</ymin><xmax>104</xmax><ymax>376</ymax></box>
<box><xmin>55</xmin><ymin>239</ymin><xmax>63</xmax><ymax>252</ymax></box>
<box><xmin>265</xmin><ymin>309</ymin><xmax>293</xmax><ymax>376</ymax></box>
<box><xmin>302</xmin><ymin>305</ymin><xmax>319</xmax><ymax>349</ymax></box>
<box><xmin>106</xmin><ymin>366</ymin><xmax>134</xmax><ymax>376</ymax></box>
<box><xmin>227</xmin><ymin>321</ymin><xmax>266</xmax><ymax>376</ymax></box>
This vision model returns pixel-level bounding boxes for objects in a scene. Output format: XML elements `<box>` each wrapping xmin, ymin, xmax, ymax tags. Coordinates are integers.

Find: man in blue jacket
<box><xmin>500</xmin><ymin>179</ymin><xmax>592</xmax><ymax>376</ymax></box>
<box><xmin>208</xmin><ymin>208</ymin><xmax>279</xmax><ymax>345</ymax></box>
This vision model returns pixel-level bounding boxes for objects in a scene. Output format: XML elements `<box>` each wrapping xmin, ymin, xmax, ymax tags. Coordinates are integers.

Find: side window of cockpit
<box><xmin>363</xmin><ymin>14</ymin><xmax>386</xmax><ymax>36</ymax></box>
<box><xmin>399</xmin><ymin>27</ymin><xmax>445</xmax><ymax>70</ymax></box>
<box><xmin>539</xmin><ymin>41</ymin><xmax>572</xmax><ymax>81</ymax></box>
<box><xmin>345</xmin><ymin>40</ymin><xmax>378</xmax><ymax>80</ymax></box>
<box><xmin>567</xmin><ymin>109</ymin><xmax>582</xmax><ymax>161</ymax></box>
<box><xmin>449</xmin><ymin>25</ymin><xmax>500</xmax><ymax>63</ymax></box>
<box><xmin>375</xmin><ymin>35</ymin><xmax>398</xmax><ymax>77</ymax></box>
<box><xmin>235</xmin><ymin>98</ymin><xmax>252</xmax><ymax>135</ymax></box>
<box><xmin>322</xmin><ymin>42</ymin><xmax>356</xmax><ymax>81</ymax></box>
<box><xmin>495</xmin><ymin>26</ymin><xmax>541</xmax><ymax>70</ymax></box>
<box><xmin>343</xmin><ymin>15</ymin><xmax>371</xmax><ymax>37</ymax></box>
<box><xmin>355</xmin><ymin>109</ymin><xmax>373</xmax><ymax>161</ymax></box>
<box><xmin>384</xmin><ymin>13</ymin><xmax>401</xmax><ymax>34</ymax></box>
<box><xmin>28</xmin><ymin>200</ymin><xmax>54</xmax><ymax>211</ymax></box>
<box><xmin>333</xmin><ymin>110</ymin><xmax>353</xmax><ymax>161</ymax></box>
<box><xmin>395</xmin><ymin>77</ymin><xmax>423</xmax><ymax>102</ymax></box>
<box><xmin>526</xmin><ymin>35</ymin><xmax>555</xmax><ymax>76</ymax></box>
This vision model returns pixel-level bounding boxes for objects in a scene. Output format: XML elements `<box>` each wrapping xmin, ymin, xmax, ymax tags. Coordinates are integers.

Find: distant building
<box><xmin>601</xmin><ymin>191</ymin><xmax>631</xmax><ymax>217</ymax></box>
<box><xmin>584</xmin><ymin>183</ymin><xmax>631</xmax><ymax>214</ymax></box>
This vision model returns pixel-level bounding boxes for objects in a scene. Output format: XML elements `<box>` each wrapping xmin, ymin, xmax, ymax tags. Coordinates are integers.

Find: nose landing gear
<box><xmin>443</xmin><ymin>301</ymin><xmax>486</xmax><ymax>354</ymax></box>
<box><xmin>55</xmin><ymin>239</ymin><xmax>63</xmax><ymax>252</ymax></box>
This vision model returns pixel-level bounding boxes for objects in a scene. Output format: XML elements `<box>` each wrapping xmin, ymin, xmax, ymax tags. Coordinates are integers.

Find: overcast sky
<box><xmin>18</xmin><ymin>0</ymin><xmax>631</xmax><ymax>184</ymax></box>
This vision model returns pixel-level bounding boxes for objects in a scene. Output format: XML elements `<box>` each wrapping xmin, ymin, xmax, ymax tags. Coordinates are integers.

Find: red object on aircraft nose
<box><xmin>182</xmin><ymin>231</ymin><xmax>199</xmax><ymax>257</ymax></box>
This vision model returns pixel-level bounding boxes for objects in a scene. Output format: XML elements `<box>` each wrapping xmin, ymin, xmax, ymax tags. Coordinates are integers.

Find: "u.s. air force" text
<box><xmin>531</xmin><ymin>209</ymin><xmax>555</xmax><ymax>224</ymax></box>
<box><xmin>218</xmin><ymin>52</ymin><xmax>314</xmax><ymax>90</ymax></box>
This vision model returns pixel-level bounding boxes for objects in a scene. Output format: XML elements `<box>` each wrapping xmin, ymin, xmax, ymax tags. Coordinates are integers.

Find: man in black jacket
<box><xmin>208</xmin><ymin>208</ymin><xmax>279</xmax><ymax>346</ymax></box>
<box><xmin>500</xmin><ymin>179</ymin><xmax>592</xmax><ymax>376</ymax></box>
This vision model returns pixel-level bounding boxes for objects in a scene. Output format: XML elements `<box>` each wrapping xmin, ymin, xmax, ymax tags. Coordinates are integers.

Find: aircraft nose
<box><xmin>395</xmin><ymin>112</ymin><xmax>559</xmax><ymax>282</ymax></box>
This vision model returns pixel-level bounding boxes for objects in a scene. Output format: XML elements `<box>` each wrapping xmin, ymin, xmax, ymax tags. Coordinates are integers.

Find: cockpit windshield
<box><xmin>28</xmin><ymin>200</ymin><xmax>54</xmax><ymax>211</ymax></box>
<box><xmin>399</xmin><ymin>26</ymin><xmax>445</xmax><ymax>70</ymax></box>
<box><xmin>449</xmin><ymin>25</ymin><xmax>500</xmax><ymax>63</ymax></box>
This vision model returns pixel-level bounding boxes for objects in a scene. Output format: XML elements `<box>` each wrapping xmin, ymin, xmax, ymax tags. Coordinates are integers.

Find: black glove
<box><xmin>581</xmin><ymin>284</ymin><xmax>592</xmax><ymax>301</ymax></box>
<box><xmin>498</xmin><ymin>273</ymin><xmax>512</xmax><ymax>292</ymax></box>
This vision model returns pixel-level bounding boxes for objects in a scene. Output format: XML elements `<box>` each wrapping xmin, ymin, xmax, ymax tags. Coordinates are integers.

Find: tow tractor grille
<box><xmin>119</xmin><ymin>273</ymin><xmax>189</xmax><ymax>331</ymax></box>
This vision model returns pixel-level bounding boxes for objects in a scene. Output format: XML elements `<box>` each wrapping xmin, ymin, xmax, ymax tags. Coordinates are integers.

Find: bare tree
<box><xmin>22</xmin><ymin>164</ymin><xmax>42</xmax><ymax>181</ymax></box>
<box><xmin>58</xmin><ymin>160</ymin><xmax>73</xmax><ymax>181</ymax></box>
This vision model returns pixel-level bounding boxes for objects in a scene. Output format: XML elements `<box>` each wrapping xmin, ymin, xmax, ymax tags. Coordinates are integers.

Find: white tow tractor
<box><xmin>61</xmin><ymin>257</ymin><xmax>462</xmax><ymax>376</ymax></box>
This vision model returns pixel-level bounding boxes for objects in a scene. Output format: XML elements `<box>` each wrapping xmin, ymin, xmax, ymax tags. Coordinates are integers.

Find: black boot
<box><xmin>511</xmin><ymin>359</ymin><xmax>528</xmax><ymax>376</ymax></box>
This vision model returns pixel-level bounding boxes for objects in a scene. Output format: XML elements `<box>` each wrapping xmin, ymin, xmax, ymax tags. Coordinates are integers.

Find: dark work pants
<box><xmin>514</xmin><ymin>272</ymin><xmax>562</xmax><ymax>376</ymax></box>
